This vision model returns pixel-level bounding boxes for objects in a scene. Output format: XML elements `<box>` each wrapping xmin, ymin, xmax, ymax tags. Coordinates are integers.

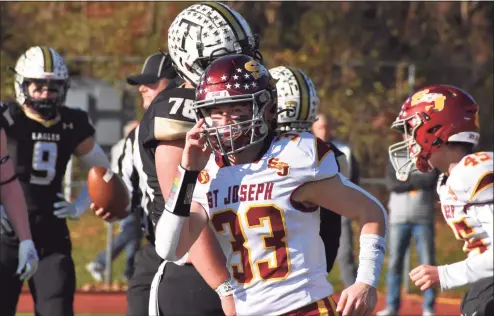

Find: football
<box><xmin>87</xmin><ymin>166</ymin><xmax>129</xmax><ymax>220</ymax></box>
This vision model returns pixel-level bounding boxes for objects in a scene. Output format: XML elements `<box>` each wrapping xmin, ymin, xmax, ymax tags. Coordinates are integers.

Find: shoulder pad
<box><xmin>146</xmin><ymin>88</ymin><xmax>196</xmax><ymax>141</ymax></box>
<box><xmin>449</xmin><ymin>152</ymin><xmax>494</xmax><ymax>203</ymax></box>
<box><xmin>274</xmin><ymin>132</ymin><xmax>338</xmax><ymax>181</ymax></box>
<box><xmin>294</xmin><ymin>132</ymin><xmax>334</xmax><ymax>166</ymax></box>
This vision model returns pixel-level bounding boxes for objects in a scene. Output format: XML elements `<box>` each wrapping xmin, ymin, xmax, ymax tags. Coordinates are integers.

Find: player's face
<box><xmin>139</xmin><ymin>78</ymin><xmax>169</xmax><ymax>110</ymax></box>
<box><xmin>27</xmin><ymin>80</ymin><xmax>64</xmax><ymax>101</ymax></box>
<box><xmin>209</xmin><ymin>103</ymin><xmax>253</xmax><ymax>128</ymax></box>
<box><xmin>312</xmin><ymin>119</ymin><xmax>330</xmax><ymax>141</ymax></box>
<box><xmin>202</xmin><ymin>102</ymin><xmax>254</xmax><ymax>154</ymax></box>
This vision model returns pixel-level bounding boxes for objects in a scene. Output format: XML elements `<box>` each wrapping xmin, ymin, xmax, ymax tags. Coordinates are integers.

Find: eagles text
<box><xmin>32</xmin><ymin>132</ymin><xmax>60</xmax><ymax>141</ymax></box>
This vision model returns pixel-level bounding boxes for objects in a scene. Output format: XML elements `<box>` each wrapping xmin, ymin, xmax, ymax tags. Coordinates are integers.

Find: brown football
<box><xmin>87</xmin><ymin>166</ymin><xmax>129</xmax><ymax>220</ymax></box>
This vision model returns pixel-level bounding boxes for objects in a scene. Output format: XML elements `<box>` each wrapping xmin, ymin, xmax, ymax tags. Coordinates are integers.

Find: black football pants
<box><xmin>0</xmin><ymin>217</ymin><xmax>75</xmax><ymax>316</ymax></box>
<box><xmin>126</xmin><ymin>242</ymin><xmax>223</xmax><ymax>316</ymax></box>
<box><xmin>461</xmin><ymin>277</ymin><xmax>494</xmax><ymax>316</ymax></box>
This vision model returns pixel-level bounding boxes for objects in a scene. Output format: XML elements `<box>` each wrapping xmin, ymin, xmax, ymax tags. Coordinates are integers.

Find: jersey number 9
<box><xmin>30</xmin><ymin>141</ymin><xmax>58</xmax><ymax>185</ymax></box>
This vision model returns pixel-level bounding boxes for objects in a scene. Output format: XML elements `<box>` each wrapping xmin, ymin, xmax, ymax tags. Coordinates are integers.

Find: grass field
<box><xmin>64</xmin><ymin>208</ymin><xmax>468</xmax><ymax>298</ymax></box>
<box><xmin>68</xmin><ymin>214</ymin><xmax>129</xmax><ymax>289</ymax></box>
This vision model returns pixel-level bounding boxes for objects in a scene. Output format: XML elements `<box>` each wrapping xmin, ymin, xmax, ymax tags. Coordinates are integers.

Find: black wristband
<box><xmin>164</xmin><ymin>165</ymin><xmax>200</xmax><ymax>217</ymax></box>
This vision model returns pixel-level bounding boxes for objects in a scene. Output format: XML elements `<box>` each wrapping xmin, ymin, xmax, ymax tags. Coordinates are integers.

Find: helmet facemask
<box><xmin>193</xmin><ymin>89</ymin><xmax>273</xmax><ymax>156</ymax></box>
<box><xmin>388</xmin><ymin>114</ymin><xmax>431</xmax><ymax>181</ymax></box>
<box><xmin>18</xmin><ymin>77</ymin><xmax>69</xmax><ymax>120</ymax></box>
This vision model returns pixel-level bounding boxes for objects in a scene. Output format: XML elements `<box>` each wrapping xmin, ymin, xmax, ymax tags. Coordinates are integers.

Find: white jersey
<box><xmin>193</xmin><ymin>132</ymin><xmax>338</xmax><ymax>315</ymax></box>
<box><xmin>437</xmin><ymin>151</ymin><xmax>493</xmax><ymax>289</ymax></box>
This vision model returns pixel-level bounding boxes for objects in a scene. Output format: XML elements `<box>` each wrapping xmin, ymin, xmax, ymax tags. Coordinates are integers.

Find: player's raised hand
<box><xmin>336</xmin><ymin>282</ymin><xmax>376</xmax><ymax>316</ymax></box>
<box><xmin>181</xmin><ymin>118</ymin><xmax>211</xmax><ymax>171</ymax></box>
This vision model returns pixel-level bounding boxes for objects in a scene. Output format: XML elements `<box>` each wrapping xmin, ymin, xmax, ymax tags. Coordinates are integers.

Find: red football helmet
<box><xmin>389</xmin><ymin>85</ymin><xmax>479</xmax><ymax>180</ymax></box>
<box><xmin>193</xmin><ymin>54</ymin><xmax>277</xmax><ymax>155</ymax></box>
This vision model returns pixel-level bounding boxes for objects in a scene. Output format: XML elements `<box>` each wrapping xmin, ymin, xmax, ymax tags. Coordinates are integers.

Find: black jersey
<box><xmin>138</xmin><ymin>87</ymin><xmax>196</xmax><ymax>224</ymax></box>
<box><xmin>0</xmin><ymin>102</ymin><xmax>95</xmax><ymax>214</ymax></box>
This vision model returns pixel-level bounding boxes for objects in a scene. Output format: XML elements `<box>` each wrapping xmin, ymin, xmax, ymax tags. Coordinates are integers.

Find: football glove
<box><xmin>53</xmin><ymin>193</ymin><xmax>86</xmax><ymax>220</ymax></box>
<box><xmin>17</xmin><ymin>239</ymin><xmax>39</xmax><ymax>280</ymax></box>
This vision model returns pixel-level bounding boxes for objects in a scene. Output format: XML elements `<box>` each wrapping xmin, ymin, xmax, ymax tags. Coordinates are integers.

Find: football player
<box><xmin>269</xmin><ymin>65</ymin><xmax>348</xmax><ymax>274</ymax></box>
<box><xmin>0</xmin><ymin>46</ymin><xmax>111</xmax><ymax>316</ymax></box>
<box><xmin>0</xmin><ymin>128</ymin><xmax>39</xmax><ymax>283</ymax></box>
<box><xmin>138</xmin><ymin>3</ymin><xmax>261</xmax><ymax>315</ymax></box>
<box><xmin>389</xmin><ymin>85</ymin><xmax>493</xmax><ymax>316</ymax></box>
<box><xmin>155</xmin><ymin>54</ymin><xmax>388</xmax><ymax>316</ymax></box>
<box><xmin>115</xmin><ymin>52</ymin><xmax>186</xmax><ymax>316</ymax></box>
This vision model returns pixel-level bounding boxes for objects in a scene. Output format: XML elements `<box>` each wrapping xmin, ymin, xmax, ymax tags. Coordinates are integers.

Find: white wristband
<box><xmin>355</xmin><ymin>234</ymin><xmax>386</xmax><ymax>288</ymax></box>
<box><xmin>215</xmin><ymin>278</ymin><xmax>234</xmax><ymax>298</ymax></box>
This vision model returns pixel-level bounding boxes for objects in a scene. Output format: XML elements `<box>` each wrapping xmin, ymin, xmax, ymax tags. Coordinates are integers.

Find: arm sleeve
<box><xmin>438</xmin><ymin>247</ymin><xmax>493</xmax><ymax>291</ymax></box>
<box><xmin>438</xmin><ymin>204</ymin><xmax>494</xmax><ymax>290</ymax></box>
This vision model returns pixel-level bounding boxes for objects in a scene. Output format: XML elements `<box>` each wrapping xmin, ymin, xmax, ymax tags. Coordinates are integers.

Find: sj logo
<box><xmin>268</xmin><ymin>157</ymin><xmax>290</xmax><ymax>176</ymax></box>
<box><xmin>198</xmin><ymin>170</ymin><xmax>210</xmax><ymax>184</ymax></box>
<box><xmin>244</xmin><ymin>60</ymin><xmax>263</xmax><ymax>79</ymax></box>
<box><xmin>411</xmin><ymin>89</ymin><xmax>446</xmax><ymax>112</ymax></box>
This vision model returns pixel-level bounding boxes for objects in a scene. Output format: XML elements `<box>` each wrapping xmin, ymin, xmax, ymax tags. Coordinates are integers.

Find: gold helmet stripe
<box><xmin>203</xmin><ymin>2</ymin><xmax>246</xmax><ymax>42</ymax></box>
<box><xmin>40</xmin><ymin>46</ymin><xmax>54</xmax><ymax>73</ymax></box>
<box><xmin>289</xmin><ymin>68</ymin><xmax>310</xmax><ymax>121</ymax></box>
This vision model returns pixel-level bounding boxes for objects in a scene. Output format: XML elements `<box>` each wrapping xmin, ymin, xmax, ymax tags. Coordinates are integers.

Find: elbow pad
<box><xmin>78</xmin><ymin>143</ymin><xmax>111</xmax><ymax>170</ymax></box>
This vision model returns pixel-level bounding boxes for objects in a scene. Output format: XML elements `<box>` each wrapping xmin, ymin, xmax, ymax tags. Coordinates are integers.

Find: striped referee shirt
<box><xmin>117</xmin><ymin>125</ymin><xmax>155</xmax><ymax>243</ymax></box>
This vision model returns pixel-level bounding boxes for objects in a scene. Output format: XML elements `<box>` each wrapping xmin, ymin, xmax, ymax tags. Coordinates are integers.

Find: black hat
<box><xmin>127</xmin><ymin>52</ymin><xmax>176</xmax><ymax>85</ymax></box>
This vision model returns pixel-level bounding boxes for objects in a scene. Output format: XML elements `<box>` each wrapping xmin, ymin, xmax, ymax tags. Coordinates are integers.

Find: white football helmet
<box><xmin>269</xmin><ymin>66</ymin><xmax>320</xmax><ymax>132</ymax></box>
<box><xmin>168</xmin><ymin>2</ymin><xmax>260</xmax><ymax>86</ymax></box>
<box><xmin>14</xmin><ymin>46</ymin><xmax>69</xmax><ymax>120</ymax></box>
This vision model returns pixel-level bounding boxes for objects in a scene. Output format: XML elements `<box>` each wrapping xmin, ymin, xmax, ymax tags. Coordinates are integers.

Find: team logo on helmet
<box><xmin>411</xmin><ymin>89</ymin><xmax>447</xmax><ymax>112</ymax></box>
